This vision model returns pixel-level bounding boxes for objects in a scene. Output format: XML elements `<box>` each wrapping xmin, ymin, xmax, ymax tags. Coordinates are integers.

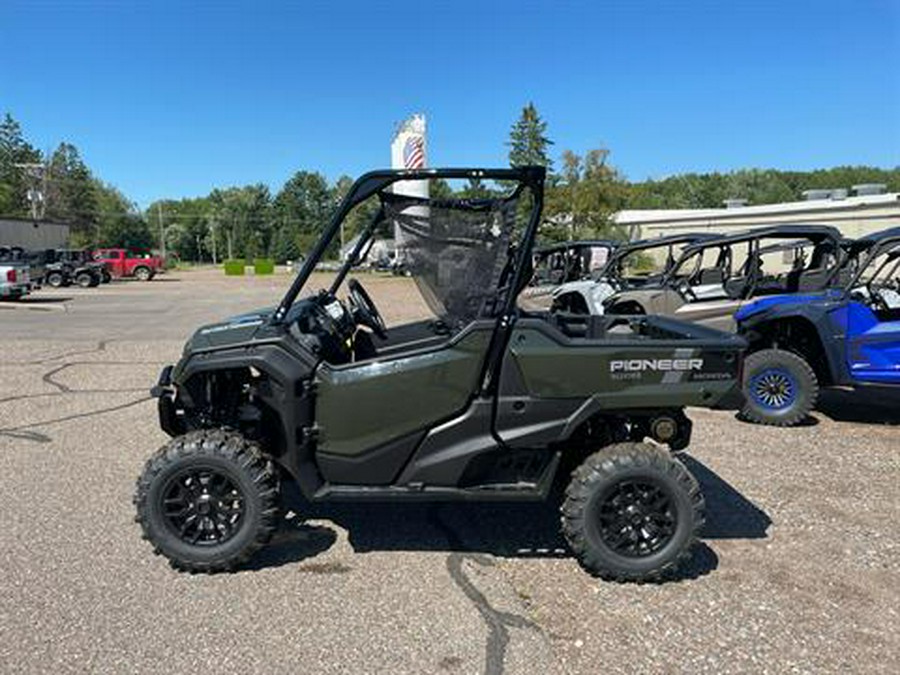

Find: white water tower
<box><xmin>390</xmin><ymin>114</ymin><xmax>429</xmax><ymax>259</ymax></box>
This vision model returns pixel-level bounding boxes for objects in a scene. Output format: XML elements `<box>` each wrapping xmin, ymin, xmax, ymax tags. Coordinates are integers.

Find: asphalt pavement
<box><xmin>1</xmin><ymin>269</ymin><xmax>897</xmax><ymax>674</ymax></box>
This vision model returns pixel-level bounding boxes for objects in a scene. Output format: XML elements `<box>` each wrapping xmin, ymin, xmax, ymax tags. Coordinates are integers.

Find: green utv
<box><xmin>137</xmin><ymin>167</ymin><xmax>745</xmax><ymax>582</ymax></box>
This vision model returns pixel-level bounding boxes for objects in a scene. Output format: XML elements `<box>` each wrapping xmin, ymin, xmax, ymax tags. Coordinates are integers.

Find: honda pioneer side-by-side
<box><xmin>137</xmin><ymin>167</ymin><xmax>746</xmax><ymax>582</ymax></box>
<box><xmin>550</xmin><ymin>232</ymin><xmax>720</xmax><ymax>315</ymax></box>
<box><xmin>603</xmin><ymin>225</ymin><xmax>846</xmax><ymax>332</ymax></box>
<box><xmin>736</xmin><ymin>227</ymin><xmax>900</xmax><ymax>426</ymax></box>
<box><xmin>521</xmin><ymin>239</ymin><xmax>618</xmax><ymax>310</ymax></box>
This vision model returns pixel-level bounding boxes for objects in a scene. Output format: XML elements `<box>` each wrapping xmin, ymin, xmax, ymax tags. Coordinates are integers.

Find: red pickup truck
<box><xmin>93</xmin><ymin>248</ymin><xmax>164</xmax><ymax>281</ymax></box>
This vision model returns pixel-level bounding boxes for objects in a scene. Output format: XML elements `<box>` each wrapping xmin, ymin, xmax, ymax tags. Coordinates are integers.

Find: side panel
<box><xmin>842</xmin><ymin>302</ymin><xmax>900</xmax><ymax>384</ymax></box>
<box><xmin>672</xmin><ymin>299</ymin><xmax>743</xmax><ymax>332</ymax></box>
<box><xmin>314</xmin><ymin>328</ymin><xmax>492</xmax><ymax>457</ymax></box>
<box><xmin>505</xmin><ymin>322</ymin><xmax>741</xmax><ymax>409</ymax></box>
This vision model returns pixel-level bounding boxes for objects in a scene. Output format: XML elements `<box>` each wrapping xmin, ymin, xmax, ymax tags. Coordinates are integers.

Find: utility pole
<box><xmin>156</xmin><ymin>202</ymin><xmax>167</xmax><ymax>260</ymax></box>
<box><xmin>14</xmin><ymin>162</ymin><xmax>47</xmax><ymax>220</ymax></box>
<box><xmin>210</xmin><ymin>219</ymin><xmax>218</xmax><ymax>265</ymax></box>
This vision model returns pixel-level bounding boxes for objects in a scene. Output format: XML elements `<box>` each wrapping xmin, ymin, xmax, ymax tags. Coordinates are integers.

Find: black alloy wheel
<box><xmin>594</xmin><ymin>479</ymin><xmax>676</xmax><ymax>558</ymax></box>
<box><xmin>161</xmin><ymin>467</ymin><xmax>246</xmax><ymax>547</ymax></box>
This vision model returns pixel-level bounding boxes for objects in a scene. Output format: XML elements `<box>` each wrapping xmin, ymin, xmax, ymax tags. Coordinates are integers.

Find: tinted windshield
<box><xmin>384</xmin><ymin>190</ymin><xmax>522</xmax><ymax>327</ymax></box>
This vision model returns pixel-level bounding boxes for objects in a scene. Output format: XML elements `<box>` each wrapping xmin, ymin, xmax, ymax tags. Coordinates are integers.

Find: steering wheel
<box><xmin>867</xmin><ymin>284</ymin><xmax>890</xmax><ymax>312</ymax></box>
<box><xmin>348</xmin><ymin>278</ymin><xmax>387</xmax><ymax>339</ymax></box>
<box><xmin>676</xmin><ymin>278</ymin><xmax>698</xmax><ymax>301</ymax></box>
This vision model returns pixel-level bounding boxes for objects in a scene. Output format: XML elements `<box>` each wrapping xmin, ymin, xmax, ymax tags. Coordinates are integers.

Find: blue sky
<box><xmin>3</xmin><ymin>0</ymin><xmax>898</xmax><ymax>207</ymax></box>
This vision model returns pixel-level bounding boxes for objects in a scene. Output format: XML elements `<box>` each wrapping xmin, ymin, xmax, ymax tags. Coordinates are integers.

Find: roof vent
<box><xmin>802</xmin><ymin>189</ymin><xmax>832</xmax><ymax>201</ymax></box>
<box><xmin>723</xmin><ymin>198</ymin><xmax>748</xmax><ymax>209</ymax></box>
<box><xmin>852</xmin><ymin>183</ymin><xmax>887</xmax><ymax>196</ymax></box>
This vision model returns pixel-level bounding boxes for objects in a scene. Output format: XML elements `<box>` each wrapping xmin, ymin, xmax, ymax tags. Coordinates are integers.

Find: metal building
<box><xmin>616</xmin><ymin>187</ymin><xmax>900</xmax><ymax>241</ymax></box>
<box><xmin>0</xmin><ymin>218</ymin><xmax>70</xmax><ymax>249</ymax></box>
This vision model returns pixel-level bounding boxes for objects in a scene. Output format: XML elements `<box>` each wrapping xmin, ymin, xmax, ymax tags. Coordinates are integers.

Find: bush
<box><xmin>223</xmin><ymin>259</ymin><xmax>245</xmax><ymax>275</ymax></box>
<box><xmin>253</xmin><ymin>258</ymin><xmax>275</xmax><ymax>275</ymax></box>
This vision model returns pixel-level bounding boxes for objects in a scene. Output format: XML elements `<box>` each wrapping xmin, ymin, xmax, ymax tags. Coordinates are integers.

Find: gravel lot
<box><xmin>1</xmin><ymin>268</ymin><xmax>897</xmax><ymax>674</ymax></box>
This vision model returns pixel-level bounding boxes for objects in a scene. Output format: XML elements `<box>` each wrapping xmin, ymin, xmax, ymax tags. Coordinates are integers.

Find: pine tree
<box><xmin>507</xmin><ymin>103</ymin><xmax>553</xmax><ymax>170</ymax></box>
<box><xmin>0</xmin><ymin>113</ymin><xmax>41</xmax><ymax>217</ymax></box>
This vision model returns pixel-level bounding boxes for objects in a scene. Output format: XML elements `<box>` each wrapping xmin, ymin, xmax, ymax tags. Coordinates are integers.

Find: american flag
<box><xmin>402</xmin><ymin>135</ymin><xmax>425</xmax><ymax>169</ymax></box>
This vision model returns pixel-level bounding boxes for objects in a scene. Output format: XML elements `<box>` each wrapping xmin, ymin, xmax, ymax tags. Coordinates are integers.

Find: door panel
<box><xmin>314</xmin><ymin>327</ymin><xmax>491</xmax><ymax>456</ymax></box>
<box><xmin>844</xmin><ymin>302</ymin><xmax>900</xmax><ymax>384</ymax></box>
<box><xmin>673</xmin><ymin>299</ymin><xmax>743</xmax><ymax>333</ymax></box>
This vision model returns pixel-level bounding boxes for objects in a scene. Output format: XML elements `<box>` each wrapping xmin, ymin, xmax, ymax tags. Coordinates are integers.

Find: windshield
<box><xmin>385</xmin><ymin>190</ymin><xmax>522</xmax><ymax>327</ymax></box>
<box><xmin>856</xmin><ymin>243</ymin><xmax>900</xmax><ymax>289</ymax></box>
<box><xmin>274</xmin><ymin>167</ymin><xmax>545</xmax><ymax>325</ymax></box>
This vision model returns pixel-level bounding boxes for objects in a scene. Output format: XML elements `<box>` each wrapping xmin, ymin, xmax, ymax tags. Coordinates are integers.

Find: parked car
<box><xmin>93</xmin><ymin>248</ymin><xmax>163</xmax><ymax>281</ymax></box>
<box><xmin>551</xmin><ymin>232</ymin><xmax>720</xmax><ymax>314</ymax></box>
<box><xmin>603</xmin><ymin>225</ymin><xmax>846</xmax><ymax>332</ymax></box>
<box><xmin>0</xmin><ymin>248</ymin><xmax>31</xmax><ymax>300</ymax></box>
<box><xmin>137</xmin><ymin>166</ymin><xmax>746</xmax><ymax>582</ymax></box>
<box><xmin>735</xmin><ymin>226</ymin><xmax>900</xmax><ymax>425</ymax></box>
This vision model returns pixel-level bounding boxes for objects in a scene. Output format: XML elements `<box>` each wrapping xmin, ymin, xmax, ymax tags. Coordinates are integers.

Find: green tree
<box><xmin>45</xmin><ymin>142</ymin><xmax>98</xmax><ymax>236</ymax></box>
<box><xmin>146</xmin><ymin>196</ymin><xmax>213</xmax><ymax>262</ymax></box>
<box><xmin>273</xmin><ymin>171</ymin><xmax>333</xmax><ymax>257</ymax></box>
<box><xmin>0</xmin><ymin>113</ymin><xmax>42</xmax><ymax>217</ymax></box>
<box><xmin>209</xmin><ymin>184</ymin><xmax>272</xmax><ymax>260</ymax></box>
<box><xmin>544</xmin><ymin>147</ymin><xmax>627</xmax><ymax>241</ymax></box>
<box><xmin>507</xmin><ymin>102</ymin><xmax>553</xmax><ymax>170</ymax></box>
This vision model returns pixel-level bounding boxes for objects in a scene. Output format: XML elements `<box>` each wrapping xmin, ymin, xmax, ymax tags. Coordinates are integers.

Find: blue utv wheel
<box><xmin>741</xmin><ymin>349</ymin><xmax>818</xmax><ymax>427</ymax></box>
<box><xmin>749</xmin><ymin>368</ymin><xmax>798</xmax><ymax>410</ymax></box>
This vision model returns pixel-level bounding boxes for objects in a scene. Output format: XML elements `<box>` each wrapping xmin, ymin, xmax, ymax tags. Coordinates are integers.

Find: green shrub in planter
<box><xmin>223</xmin><ymin>259</ymin><xmax>245</xmax><ymax>275</ymax></box>
<box><xmin>253</xmin><ymin>258</ymin><xmax>275</xmax><ymax>275</ymax></box>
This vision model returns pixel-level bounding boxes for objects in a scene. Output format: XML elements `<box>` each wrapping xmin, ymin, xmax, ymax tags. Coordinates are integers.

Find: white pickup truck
<box><xmin>0</xmin><ymin>259</ymin><xmax>31</xmax><ymax>300</ymax></box>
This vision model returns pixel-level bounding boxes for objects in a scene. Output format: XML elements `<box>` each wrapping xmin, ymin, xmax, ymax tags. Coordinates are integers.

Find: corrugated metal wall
<box><xmin>0</xmin><ymin>219</ymin><xmax>70</xmax><ymax>249</ymax></box>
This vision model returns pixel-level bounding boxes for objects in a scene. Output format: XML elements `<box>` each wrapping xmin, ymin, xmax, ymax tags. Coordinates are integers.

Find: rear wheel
<box><xmin>46</xmin><ymin>271</ymin><xmax>65</xmax><ymax>288</ymax></box>
<box><xmin>75</xmin><ymin>271</ymin><xmax>94</xmax><ymax>288</ymax></box>
<box><xmin>741</xmin><ymin>348</ymin><xmax>818</xmax><ymax>426</ymax></box>
<box><xmin>561</xmin><ymin>442</ymin><xmax>704</xmax><ymax>582</ymax></box>
<box><xmin>134</xmin><ymin>266</ymin><xmax>153</xmax><ymax>281</ymax></box>
<box><xmin>134</xmin><ymin>430</ymin><xmax>280</xmax><ymax>572</ymax></box>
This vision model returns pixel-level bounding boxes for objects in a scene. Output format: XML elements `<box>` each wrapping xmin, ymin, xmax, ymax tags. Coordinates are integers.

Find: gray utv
<box><xmin>551</xmin><ymin>232</ymin><xmax>720</xmax><ymax>315</ymax></box>
<box><xmin>604</xmin><ymin>225</ymin><xmax>845</xmax><ymax>332</ymax></box>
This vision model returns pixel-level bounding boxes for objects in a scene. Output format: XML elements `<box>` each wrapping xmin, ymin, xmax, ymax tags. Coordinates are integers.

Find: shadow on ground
<box><xmin>815</xmin><ymin>387</ymin><xmax>900</xmax><ymax>425</ymax></box>
<box><xmin>0</xmin><ymin>296</ymin><xmax>71</xmax><ymax>307</ymax></box>
<box><xmin>20</xmin><ymin>296</ymin><xmax>73</xmax><ymax>304</ymax></box>
<box><xmin>249</xmin><ymin>456</ymin><xmax>770</xmax><ymax>578</ymax></box>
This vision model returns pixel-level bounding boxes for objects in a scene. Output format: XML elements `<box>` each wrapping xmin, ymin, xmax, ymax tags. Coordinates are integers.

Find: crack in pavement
<box><xmin>0</xmin><ymin>345</ymin><xmax>160</xmax><ymax>441</ymax></box>
<box><xmin>1</xmin><ymin>339</ymin><xmax>109</xmax><ymax>366</ymax></box>
<box><xmin>42</xmin><ymin>364</ymin><xmax>73</xmax><ymax>393</ymax></box>
<box><xmin>1</xmin><ymin>359</ymin><xmax>158</xmax><ymax>404</ymax></box>
<box><xmin>0</xmin><ymin>395</ymin><xmax>153</xmax><ymax>442</ymax></box>
<box><xmin>0</xmin><ymin>360</ymin><xmax>167</xmax><ymax>368</ymax></box>
<box><xmin>0</xmin><ymin>388</ymin><xmax>150</xmax><ymax>405</ymax></box>
<box><xmin>429</xmin><ymin>506</ymin><xmax>540</xmax><ymax>675</ymax></box>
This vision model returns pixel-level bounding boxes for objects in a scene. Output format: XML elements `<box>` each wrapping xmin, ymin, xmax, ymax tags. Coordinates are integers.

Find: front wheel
<box><xmin>75</xmin><ymin>271</ymin><xmax>94</xmax><ymax>288</ymax></box>
<box><xmin>134</xmin><ymin>430</ymin><xmax>280</xmax><ymax>572</ymax></box>
<box><xmin>46</xmin><ymin>271</ymin><xmax>66</xmax><ymax>288</ymax></box>
<box><xmin>134</xmin><ymin>266</ymin><xmax>153</xmax><ymax>281</ymax></box>
<box><xmin>740</xmin><ymin>348</ymin><xmax>818</xmax><ymax>427</ymax></box>
<box><xmin>561</xmin><ymin>442</ymin><xmax>704</xmax><ymax>582</ymax></box>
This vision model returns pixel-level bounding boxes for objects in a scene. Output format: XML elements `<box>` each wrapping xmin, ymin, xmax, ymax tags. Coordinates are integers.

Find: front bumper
<box><xmin>151</xmin><ymin>365</ymin><xmax>184</xmax><ymax>436</ymax></box>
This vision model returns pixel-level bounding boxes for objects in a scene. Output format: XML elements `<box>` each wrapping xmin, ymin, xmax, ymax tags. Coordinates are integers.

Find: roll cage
<box><xmin>599</xmin><ymin>232</ymin><xmax>720</xmax><ymax>282</ymax></box>
<box><xmin>661</xmin><ymin>224</ymin><xmax>845</xmax><ymax>298</ymax></box>
<box><xmin>843</xmin><ymin>229</ymin><xmax>900</xmax><ymax>298</ymax></box>
<box><xmin>272</xmin><ymin>167</ymin><xmax>546</xmax><ymax>324</ymax></box>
